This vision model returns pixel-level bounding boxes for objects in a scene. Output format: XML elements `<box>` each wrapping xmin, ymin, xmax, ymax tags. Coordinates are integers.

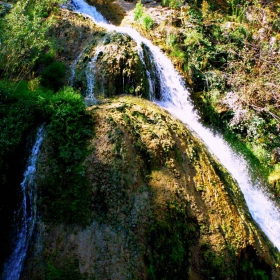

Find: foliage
<box><xmin>46</xmin><ymin>258</ymin><xmax>88</xmax><ymax>280</ymax></box>
<box><xmin>40</xmin><ymin>61</ymin><xmax>66</xmax><ymax>91</ymax></box>
<box><xmin>0</xmin><ymin>80</ymin><xmax>46</xmax><ymax>183</ymax></box>
<box><xmin>154</xmin><ymin>0</ymin><xmax>280</xmax><ymax>190</ymax></box>
<box><xmin>40</xmin><ymin>87</ymin><xmax>93</xmax><ymax>224</ymax></box>
<box><xmin>46</xmin><ymin>87</ymin><xmax>92</xmax><ymax>165</ymax></box>
<box><xmin>238</xmin><ymin>245</ymin><xmax>271</xmax><ymax>280</ymax></box>
<box><xmin>133</xmin><ymin>2</ymin><xmax>154</xmax><ymax>30</ymax></box>
<box><xmin>141</xmin><ymin>14</ymin><xmax>154</xmax><ymax>31</ymax></box>
<box><xmin>199</xmin><ymin>241</ymin><xmax>236</xmax><ymax>279</ymax></box>
<box><xmin>0</xmin><ymin>81</ymin><xmax>93</xmax><ymax>225</ymax></box>
<box><xmin>162</xmin><ymin>0</ymin><xmax>184</xmax><ymax>9</ymax></box>
<box><xmin>0</xmin><ymin>0</ymin><xmax>64</xmax><ymax>79</ymax></box>
<box><xmin>134</xmin><ymin>2</ymin><xmax>144</xmax><ymax>21</ymax></box>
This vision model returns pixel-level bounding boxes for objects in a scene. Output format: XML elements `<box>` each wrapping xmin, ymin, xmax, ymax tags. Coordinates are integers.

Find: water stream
<box><xmin>3</xmin><ymin>125</ymin><xmax>45</xmax><ymax>280</ymax></box>
<box><xmin>84</xmin><ymin>45</ymin><xmax>104</xmax><ymax>106</ymax></box>
<box><xmin>70</xmin><ymin>0</ymin><xmax>280</xmax><ymax>251</ymax></box>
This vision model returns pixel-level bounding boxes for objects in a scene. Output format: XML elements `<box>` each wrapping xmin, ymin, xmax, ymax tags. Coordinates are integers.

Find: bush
<box><xmin>41</xmin><ymin>87</ymin><xmax>94</xmax><ymax>224</ymax></box>
<box><xmin>133</xmin><ymin>2</ymin><xmax>154</xmax><ymax>30</ymax></box>
<box><xmin>162</xmin><ymin>0</ymin><xmax>184</xmax><ymax>9</ymax></box>
<box><xmin>41</xmin><ymin>61</ymin><xmax>66</xmax><ymax>91</ymax></box>
<box><xmin>141</xmin><ymin>14</ymin><xmax>154</xmax><ymax>30</ymax></box>
<box><xmin>133</xmin><ymin>2</ymin><xmax>144</xmax><ymax>21</ymax></box>
<box><xmin>0</xmin><ymin>0</ymin><xmax>63</xmax><ymax>79</ymax></box>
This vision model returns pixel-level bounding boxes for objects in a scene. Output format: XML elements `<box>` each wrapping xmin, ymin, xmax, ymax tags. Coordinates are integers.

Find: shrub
<box><xmin>41</xmin><ymin>61</ymin><xmax>66</xmax><ymax>91</ymax></box>
<box><xmin>133</xmin><ymin>2</ymin><xmax>154</xmax><ymax>30</ymax></box>
<box><xmin>162</xmin><ymin>0</ymin><xmax>184</xmax><ymax>9</ymax></box>
<box><xmin>41</xmin><ymin>87</ymin><xmax>93</xmax><ymax>224</ymax></box>
<box><xmin>141</xmin><ymin>14</ymin><xmax>153</xmax><ymax>30</ymax></box>
<box><xmin>0</xmin><ymin>0</ymin><xmax>63</xmax><ymax>79</ymax></box>
<box><xmin>133</xmin><ymin>2</ymin><xmax>144</xmax><ymax>21</ymax></box>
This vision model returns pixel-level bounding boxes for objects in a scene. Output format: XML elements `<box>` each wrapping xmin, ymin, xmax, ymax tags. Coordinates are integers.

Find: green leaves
<box><xmin>41</xmin><ymin>61</ymin><xmax>66</xmax><ymax>91</ymax></box>
<box><xmin>0</xmin><ymin>80</ymin><xmax>93</xmax><ymax>225</ymax></box>
<box><xmin>0</xmin><ymin>0</ymin><xmax>63</xmax><ymax>79</ymax></box>
<box><xmin>133</xmin><ymin>2</ymin><xmax>144</xmax><ymax>21</ymax></box>
<box><xmin>47</xmin><ymin>87</ymin><xmax>92</xmax><ymax>165</ymax></box>
<box><xmin>39</xmin><ymin>87</ymin><xmax>93</xmax><ymax>224</ymax></box>
<box><xmin>133</xmin><ymin>2</ymin><xmax>154</xmax><ymax>30</ymax></box>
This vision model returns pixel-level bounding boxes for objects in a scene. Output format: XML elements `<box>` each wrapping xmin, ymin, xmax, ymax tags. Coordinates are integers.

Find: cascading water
<box><xmin>69</xmin><ymin>0</ymin><xmax>280</xmax><ymax>251</ymax></box>
<box><xmin>3</xmin><ymin>125</ymin><xmax>45</xmax><ymax>280</ymax></box>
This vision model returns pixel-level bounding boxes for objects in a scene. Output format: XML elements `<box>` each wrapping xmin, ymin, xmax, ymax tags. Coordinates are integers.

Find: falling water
<box><xmin>84</xmin><ymin>46</ymin><xmax>103</xmax><ymax>106</ymax></box>
<box><xmin>69</xmin><ymin>0</ymin><xmax>280</xmax><ymax>251</ymax></box>
<box><xmin>3</xmin><ymin>125</ymin><xmax>45</xmax><ymax>280</ymax></box>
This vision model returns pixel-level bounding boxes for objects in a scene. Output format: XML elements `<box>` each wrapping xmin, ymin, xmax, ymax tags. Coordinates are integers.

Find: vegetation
<box><xmin>134</xmin><ymin>2</ymin><xmax>154</xmax><ymax>30</ymax></box>
<box><xmin>146</xmin><ymin>202</ymin><xmax>198</xmax><ymax>280</ymax></box>
<box><xmin>46</xmin><ymin>257</ymin><xmax>90</xmax><ymax>280</ymax></box>
<box><xmin>0</xmin><ymin>80</ymin><xmax>93</xmax><ymax>225</ymax></box>
<box><xmin>1</xmin><ymin>0</ymin><xmax>280</xmax><ymax>278</ymax></box>
<box><xmin>0</xmin><ymin>0</ymin><xmax>93</xmax><ymax>226</ymax></box>
<box><xmin>39</xmin><ymin>87</ymin><xmax>93</xmax><ymax>225</ymax></box>
<box><xmin>0</xmin><ymin>80</ymin><xmax>45</xmax><ymax>184</ymax></box>
<box><xmin>0</xmin><ymin>0</ymin><xmax>64</xmax><ymax>80</ymax></box>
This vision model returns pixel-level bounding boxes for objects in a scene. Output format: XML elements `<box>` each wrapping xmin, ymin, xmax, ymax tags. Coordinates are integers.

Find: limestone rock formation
<box><xmin>23</xmin><ymin>96</ymin><xmax>280</xmax><ymax>280</ymax></box>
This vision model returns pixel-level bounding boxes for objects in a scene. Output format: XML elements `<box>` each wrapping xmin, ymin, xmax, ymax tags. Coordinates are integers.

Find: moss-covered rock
<box><xmin>73</xmin><ymin>32</ymin><xmax>149</xmax><ymax>99</ymax></box>
<box><xmin>48</xmin><ymin>10</ymin><xmax>149</xmax><ymax>99</ymax></box>
<box><xmin>23</xmin><ymin>96</ymin><xmax>280</xmax><ymax>280</ymax></box>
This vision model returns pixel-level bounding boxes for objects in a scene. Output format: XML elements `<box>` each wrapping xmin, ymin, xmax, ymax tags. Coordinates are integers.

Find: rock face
<box><xmin>23</xmin><ymin>97</ymin><xmax>280</xmax><ymax>279</ymax></box>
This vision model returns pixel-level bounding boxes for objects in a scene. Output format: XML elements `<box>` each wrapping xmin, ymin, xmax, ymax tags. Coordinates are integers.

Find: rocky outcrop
<box><xmin>73</xmin><ymin>31</ymin><xmax>149</xmax><ymax>99</ymax></box>
<box><xmin>23</xmin><ymin>96</ymin><xmax>280</xmax><ymax>279</ymax></box>
<box><xmin>51</xmin><ymin>9</ymin><xmax>149</xmax><ymax>99</ymax></box>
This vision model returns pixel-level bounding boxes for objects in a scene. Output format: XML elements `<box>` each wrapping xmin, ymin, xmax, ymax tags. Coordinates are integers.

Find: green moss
<box><xmin>201</xmin><ymin>242</ymin><xmax>235</xmax><ymax>279</ymax></box>
<box><xmin>238</xmin><ymin>245</ymin><xmax>272</xmax><ymax>280</ymax></box>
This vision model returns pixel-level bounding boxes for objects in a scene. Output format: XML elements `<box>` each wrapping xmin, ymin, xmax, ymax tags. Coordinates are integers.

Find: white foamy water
<box><xmin>3</xmin><ymin>125</ymin><xmax>45</xmax><ymax>280</ymax></box>
<box><xmin>70</xmin><ymin>0</ymin><xmax>280</xmax><ymax>251</ymax></box>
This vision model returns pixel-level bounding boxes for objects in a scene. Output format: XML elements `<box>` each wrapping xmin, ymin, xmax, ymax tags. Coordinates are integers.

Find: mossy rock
<box><xmin>23</xmin><ymin>96</ymin><xmax>280</xmax><ymax>280</ymax></box>
<box><xmin>73</xmin><ymin>32</ymin><xmax>149</xmax><ymax>99</ymax></box>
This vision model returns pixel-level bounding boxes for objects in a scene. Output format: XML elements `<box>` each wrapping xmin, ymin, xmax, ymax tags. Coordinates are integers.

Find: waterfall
<box><xmin>3</xmin><ymin>125</ymin><xmax>45</xmax><ymax>280</ymax></box>
<box><xmin>69</xmin><ymin>0</ymin><xmax>280</xmax><ymax>251</ymax></box>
